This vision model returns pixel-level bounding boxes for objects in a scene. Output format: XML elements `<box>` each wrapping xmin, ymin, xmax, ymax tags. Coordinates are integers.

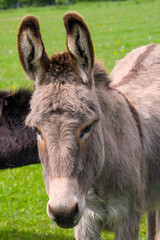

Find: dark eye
<box><xmin>80</xmin><ymin>124</ymin><xmax>92</xmax><ymax>139</ymax></box>
<box><xmin>35</xmin><ymin>127</ymin><xmax>43</xmax><ymax>140</ymax></box>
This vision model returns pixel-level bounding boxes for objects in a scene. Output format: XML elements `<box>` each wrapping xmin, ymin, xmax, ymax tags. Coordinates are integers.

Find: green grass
<box><xmin>0</xmin><ymin>165</ymin><xmax>75</xmax><ymax>240</ymax></box>
<box><xmin>0</xmin><ymin>164</ymin><xmax>147</xmax><ymax>240</ymax></box>
<box><xmin>0</xmin><ymin>0</ymin><xmax>159</xmax><ymax>239</ymax></box>
<box><xmin>0</xmin><ymin>0</ymin><xmax>160</xmax><ymax>90</ymax></box>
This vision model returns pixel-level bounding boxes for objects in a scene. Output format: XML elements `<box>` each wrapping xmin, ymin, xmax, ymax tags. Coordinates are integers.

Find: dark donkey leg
<box><xmin>147</xmin><ymin>211</ymin><xmax>156</xmax><ymax>240</ymax></box>
<box><xmin>115</xmin><ymin>211</ymin><xmax>141</xmax><ymax>240</ymax></box>
<box><xmin>147</xmin><ymin>210</ymin><xmax>160</xmax><ymax>240</ymax></box>
<box><xmin>155</xmin><ymin>210</ymin><xmax>160</xmax><ymax>240</ymax></box>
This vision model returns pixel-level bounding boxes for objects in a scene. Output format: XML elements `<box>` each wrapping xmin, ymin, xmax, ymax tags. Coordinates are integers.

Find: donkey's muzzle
<box><xmin>47</xmin><ymin>201</ymin><xmax>80</xmax><ymax>228</ymax></box>
<box><xmin>46</xmin><ymin>177</ymin><xmax>85</xmax><ymax>228</ymax></box>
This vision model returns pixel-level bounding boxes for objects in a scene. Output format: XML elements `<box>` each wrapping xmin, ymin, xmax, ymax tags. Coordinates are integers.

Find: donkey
<box><xmin>17</xmin><ymin>12</ymin><xmax>160</xmax><ymax>240</ymax></box>
<box><xmin>0</xmin><ymin>89</ymin><xmax>39</xmax><ymax>169</ymax></box>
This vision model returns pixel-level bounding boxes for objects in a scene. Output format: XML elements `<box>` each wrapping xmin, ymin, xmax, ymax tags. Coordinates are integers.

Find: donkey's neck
<box><xmin>95</xmin><ymin>84</ymin><xmax>145</xmax><ymax>194</ymax></box>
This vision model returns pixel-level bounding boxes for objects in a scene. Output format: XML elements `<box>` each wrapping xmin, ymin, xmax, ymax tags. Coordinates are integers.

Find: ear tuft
<box><xmin>63</xmin><ymin>12</ymin><xmax>94</xmax><ymax>85</ymax></box>
<box><xmin>63</xmin><ymin>12</ymin><xmax>86</xmax><ymax>35</ymax></box>
<box><xmin>18</xmin><ymin>15</ymin><xmax>41</xmax><ymax>37</ymax></box>
<box><xmin>18</xmin><ymin>15</ymin><xmax>49</xmax><ymax>84</ymax></box>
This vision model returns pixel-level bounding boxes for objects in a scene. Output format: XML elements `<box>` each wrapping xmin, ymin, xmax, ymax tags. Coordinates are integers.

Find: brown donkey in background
<box><xmin>17</xmin><ymin>12</ymin><xmax>160</xmax><ymax>240</ymax></box>
<box><xmin>0</xmin><ymin>89</ymin><xmax>39</xmax><ymax>169</ymax></box>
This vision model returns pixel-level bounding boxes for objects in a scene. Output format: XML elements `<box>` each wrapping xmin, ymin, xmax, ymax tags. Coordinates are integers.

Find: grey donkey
<box><xmin>17</xmin><ymin>12</ymin><xmax>160</xmax><ymax>240</ymax></box>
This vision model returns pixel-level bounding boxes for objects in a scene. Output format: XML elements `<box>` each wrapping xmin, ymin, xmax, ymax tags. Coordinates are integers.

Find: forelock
<box><xmin>26</xmin><ymin>80</ymin><xmax>100</xmax><ymax>127</ymax></box>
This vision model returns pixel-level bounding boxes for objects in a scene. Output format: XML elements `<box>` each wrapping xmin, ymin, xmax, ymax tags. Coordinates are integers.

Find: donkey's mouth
<box><xmin>53</xmin><ymin>217</ymin><xmax>80</xmax><ymax>229</ymax></box>
<box><xmin>56</xmin><ymin>222</ymin><xmax>77</xmax><ymax>229</ymax></box>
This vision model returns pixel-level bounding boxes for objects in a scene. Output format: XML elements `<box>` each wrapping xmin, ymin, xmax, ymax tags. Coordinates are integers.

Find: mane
<box><xmin>0</xmin><ymin>88</ymin><xmax>32</xmax><ymax>102</ymax></box>
<box><xmin>94</xmin><ymin>61</ymin><xmax>111</xmax><ymax>89</ymax></box>
<box><xmin>49</xmin><ymin>51</ymin><xmax>111</xmax><ymax>88</ymax></box>
<box><xmin>0</xmin><ymin>88</ymin><xmax>33</xmax><ymax>131</ymax></box>
<box><xmin>49</xmin><ymin>52</ymin><xmax>73</xmax><ymax>78</ymax></box>
<box><xmin>0</xmin><ymin>88</ymin><xmax>32</xmax><ymax>117</ymax></box>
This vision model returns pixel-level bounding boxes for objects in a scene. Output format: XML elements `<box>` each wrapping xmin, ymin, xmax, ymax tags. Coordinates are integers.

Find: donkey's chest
<box><xmin>86</xmin><ymin>190</ymin><xmax>129</xmax><ymax>230</ymax></box>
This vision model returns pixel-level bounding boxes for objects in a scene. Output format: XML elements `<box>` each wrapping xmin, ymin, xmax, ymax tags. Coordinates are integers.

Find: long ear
<box><xmin>63</xmin><ymin>12</ymin><xmax>94</xmax><ymax>85</ymax></box>
<box><xmin>18</xmin><ymin>15</ymin><xmax>50</xmax><ymax>84</ymax></box>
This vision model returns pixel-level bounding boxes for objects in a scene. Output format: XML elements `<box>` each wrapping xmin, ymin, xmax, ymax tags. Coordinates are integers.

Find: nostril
<box><xmin>48</xmin><ymin>204</ymin><xmax>52</xmax><ymax>214</ymax></box>
<box><xmin>71</xmin><ymin>203</ymin><xmax>79</xmax><ymax>219</ymax></box>
<box><xmin>48</xmin><ymin>203</ymin><xmax>51</xmax><ymax>212</ymax></box>
<box><xmin>47</xmin><ymin>203</ymin><xmax>56</xmax><ymax>221</ymax></box>
<box><xmin>74</xmin><ymin>203</ymin><xmax>79</xmax><ymax>217</ymax></box>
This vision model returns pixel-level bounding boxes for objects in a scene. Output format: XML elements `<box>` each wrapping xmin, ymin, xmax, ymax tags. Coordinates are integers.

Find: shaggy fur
<box><xmin>0</xmin><ymin>89</ymin><xmax>39</xmax><ymax>169</ymax></box>
<box><xmin>111</xmin><ymin>43</ymin><xmax>160</xmax><ymax>240</ymax></box>
<box><xmin>18</xmin><ymin>12</ymin><xmax>160</xmax><ymax>240</ymax></box>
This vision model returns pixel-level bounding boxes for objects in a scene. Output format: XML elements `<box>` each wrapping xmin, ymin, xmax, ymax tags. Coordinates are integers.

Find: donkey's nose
<box><xmin>47</xmin><ymin>201</ymin><xmax>79</xmax><ymax>228</ymax></box>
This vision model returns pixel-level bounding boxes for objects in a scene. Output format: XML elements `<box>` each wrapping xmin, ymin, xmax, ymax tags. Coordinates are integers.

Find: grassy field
<box><xmin>0</xmin><ymin>0</ymin><xmax>160</xmax><ymax>239</ymax></box>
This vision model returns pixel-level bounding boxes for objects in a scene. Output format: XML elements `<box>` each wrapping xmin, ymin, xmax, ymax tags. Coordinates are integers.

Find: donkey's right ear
<box><xmin>18</xmin><ymin>15</ymin><xmax>50</xmax><ymax>84</ymax></box>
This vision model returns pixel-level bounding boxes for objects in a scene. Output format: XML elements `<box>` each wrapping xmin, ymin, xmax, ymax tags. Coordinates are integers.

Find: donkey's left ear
<box><xmin>18</xmin><ymin>15</ymin><xmax>50</xmax><ymax>84</ymax></box>
<box><xmin>63</xmin><ymin>12</ymin><xmax>94</xmax><ymax>85</ymax></box>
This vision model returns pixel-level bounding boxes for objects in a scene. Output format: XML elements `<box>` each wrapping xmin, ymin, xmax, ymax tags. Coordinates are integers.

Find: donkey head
<box><xmin>18</xmin><ymin>12</ymin><xmax>104</xmax><ymax>228</ymax></box>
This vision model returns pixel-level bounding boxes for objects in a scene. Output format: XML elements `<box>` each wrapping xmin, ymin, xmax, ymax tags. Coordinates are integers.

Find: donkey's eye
<box><xmin>35</xmin><ymin>127</ymin><xmax>43</xmax><ymax>140</ymax></box>
<box><xmin>80</xmin><ymin>124</ymin><xmax>92</xmax><ymax>139</ymax></box>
